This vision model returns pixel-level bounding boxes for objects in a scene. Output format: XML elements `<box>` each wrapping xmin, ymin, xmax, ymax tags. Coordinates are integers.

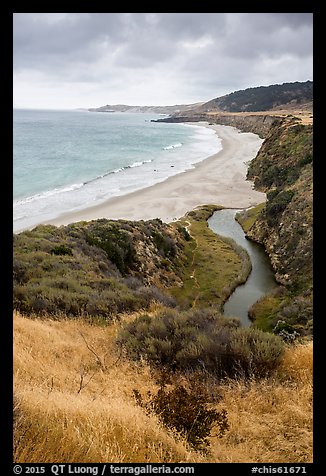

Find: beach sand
<box><xmin>47</xmin><ymin>123</ymin><xmax>266</xmax><ymax>226</ymax></box>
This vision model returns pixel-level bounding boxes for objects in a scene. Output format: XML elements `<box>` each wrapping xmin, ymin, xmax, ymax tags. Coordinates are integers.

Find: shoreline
<box><xmin>17</xmin><ymin>123</ymin><xmax>266</xmax><ymax>230</ymax></box>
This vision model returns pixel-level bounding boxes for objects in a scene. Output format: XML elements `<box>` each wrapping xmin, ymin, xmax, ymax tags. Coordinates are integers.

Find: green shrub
<box><xmin>13</xmin><ymin>276</ymin><xmax>177</xmax><ymax>318</ymax></box>
<box><xmin>117</xmin><ymin>308</ymin><xmax>284</xmax><ymax>378</ymax></box>
<box><xmin>266</xmin><ymin>190</ymin><xmax>295</xmax><ymax>225</ymax></box>
<box><xmin>151</xmin><ymin>230</ymin><xmax>177</xmax><ymax>258</ymax></box>
<box><xmin>86</xmin><ymin>223</ymin><xmax>136</xmax><ymax>274</ymax></box>
<box><xmin>133</xmin><ymin>382</ymin><xmax>228</xmax><ymax>452</ymax></box>
<box><xmin>261</xmin><ymin>165</ymin><xmax>286</xmax><ymax>187</ymax></box>
<box><xmin>266</xmin><ymin>189</ymin><xmax>279</xmax><ymax>201</ymax></box>
<box><xmin>50</xmin><ymin>245</ymin><xmax>73</xmax><ymax>256</ymax></box>
<box><xmin>229</xmin><ymin>327</ymin><xmax>285</xmax><ymax>378</ymax></box>
<box><xmin>13</xmin><ymin>260</ymin><xmax>30</xmax><ymax>284</ymax></box>
<box><xmin>273</xmin><ymin>320</ymin><xmax>299</xmax><ymax>342</ymax></box>
<box><xmin>299</xmin><ymin>154</ymin><xmax>313</xmax><ymax>167</ymax></box>
<box><xmin>177</xmin><ymin>225</ymin><xmax>191</xmax><ymax>241</ymax></box>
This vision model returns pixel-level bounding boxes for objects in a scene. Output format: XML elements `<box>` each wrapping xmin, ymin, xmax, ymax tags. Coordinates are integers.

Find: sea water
<box><xmin>13</xmin><ymin>109</ymin><xmax>222</xmax><ymax>232</ymax></box>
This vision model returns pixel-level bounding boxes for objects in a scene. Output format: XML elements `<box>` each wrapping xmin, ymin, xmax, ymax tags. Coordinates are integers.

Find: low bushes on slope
<box><xmin>116</xmin><ymin>308</ymin><xmax>284</xmax><ymax>379</ymax></box>
<box><xmin>13</xmin><ymin>219</ymin><xmax>184</xmax><ymax>319</ymax></box>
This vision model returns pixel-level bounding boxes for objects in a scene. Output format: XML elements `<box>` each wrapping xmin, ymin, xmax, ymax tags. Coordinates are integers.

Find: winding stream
<box><xmin>208</xmin><ymin>209</ymin><xmax>277</xmax><ymax>326</ymax></box>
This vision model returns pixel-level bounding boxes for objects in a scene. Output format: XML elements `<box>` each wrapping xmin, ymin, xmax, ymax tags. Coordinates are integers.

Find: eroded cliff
<box><xmin>155</xmin><ymin>112</ymin><xmax>282</xmax><ymax>138</ymax></box>
<box><xmin>238</xmin><ymin>118</ymin><xmax>313</xmax><ymax>335</ymax></box>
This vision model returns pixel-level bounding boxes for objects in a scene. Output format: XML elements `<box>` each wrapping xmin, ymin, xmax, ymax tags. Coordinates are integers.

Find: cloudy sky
<box><xmin>13</xmin><ymin>13</ymin><xmax>313</xmax><ymax>109</ymax></box>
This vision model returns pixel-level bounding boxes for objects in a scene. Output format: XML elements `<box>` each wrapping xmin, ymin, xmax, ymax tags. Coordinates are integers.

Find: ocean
<box><xmin>13</xmin><ymin>109</ymin><xmax>222</xmax><ymax>232</ymax></box>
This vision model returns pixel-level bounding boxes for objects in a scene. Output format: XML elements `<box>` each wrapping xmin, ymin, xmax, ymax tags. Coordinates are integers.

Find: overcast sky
<box><xmin>13</xmin><ymin>13</ymin><xmax>313</xmax><ymax>110</ymax></box>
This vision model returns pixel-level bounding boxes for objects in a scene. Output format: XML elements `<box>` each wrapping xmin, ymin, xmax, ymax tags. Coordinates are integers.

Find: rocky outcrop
<box><xmin>211</xmin><ymin>114</ymin><xmax>280</xmax><ymax>137</ymax></box>
<box><xmin>155</xmin><ymin>113</ymin><xmax>281</xmax><ymax>138</ymax></box>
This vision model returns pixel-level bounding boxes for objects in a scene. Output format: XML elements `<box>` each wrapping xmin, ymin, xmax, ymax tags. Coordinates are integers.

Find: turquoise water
<box><xmin>13</xmin><ymin>109</ymin><xmax>222</xmax><ymax>231</ymax></box>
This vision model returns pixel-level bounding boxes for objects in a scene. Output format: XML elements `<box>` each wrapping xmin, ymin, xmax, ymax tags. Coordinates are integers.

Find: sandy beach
<box><xmin>47</xmin><ymin>123</ymin><xmax>265</xmax><ymax>226</ymax></box>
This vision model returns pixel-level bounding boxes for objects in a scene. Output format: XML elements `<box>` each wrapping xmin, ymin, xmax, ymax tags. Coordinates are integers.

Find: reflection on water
<box><xmin>208</xmin><ymin>209</ymin><xmax>277</xmax><ymax>326</ymax></box>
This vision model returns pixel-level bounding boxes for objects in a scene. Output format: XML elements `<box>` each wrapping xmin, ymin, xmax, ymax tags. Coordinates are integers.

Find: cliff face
<box><xmin>155</xmin><ymin>113</ymin><xmax>281</xmax><ymax>138</ymax></box>
<box><xmin>247</xmin><ymin>118</ymin><xmax>313</xmax><ymax>288</ymax></box>
<box><xmin>212</xmin><ymin>114</ymin><xmax>280</xmax><ymax>137</ymax></box>
<box><xmin>240</xmin><ymin>118</ymin><xmax>313</xmax><ymax>335</ymax></box>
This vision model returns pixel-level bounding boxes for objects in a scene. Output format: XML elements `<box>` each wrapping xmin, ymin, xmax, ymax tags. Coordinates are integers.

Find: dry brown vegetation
<box><xmin>14</xmin><ymin>312</ymin><xmax>312</xmax><ymax>463</ymax></box>
<box><xmin>206</xmin><ymin>109</ymin><xmax>313</xmax><ymax>125</ymax></box>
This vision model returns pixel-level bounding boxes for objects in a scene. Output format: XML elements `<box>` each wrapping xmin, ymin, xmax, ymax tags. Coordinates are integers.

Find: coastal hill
<box><xmin>88</xmin><ymin>102</ymin><xmax>204</xmax><ymax>114</ymax></box>
<box><xmin>89</xmin><ymin>81</ymin><xmax>312</xmax><ymax>116</ymax></box>
<box><xmin>189</xmin><ymin>80</ymin><xmax>313</xmax><ymax>114</ymax></box>
<box><xmin>88</xmin><ymin>81</ymin><xmax>313</xmax><ymax>138</ymax></box>
<box><xmin>155</xmin><ymin>80</ymin><xmax>313</xmax><ymax>136</ymax></box>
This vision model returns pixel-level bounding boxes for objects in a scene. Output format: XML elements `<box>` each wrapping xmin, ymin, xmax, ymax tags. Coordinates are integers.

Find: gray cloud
<box><xmin>13</xmin><ymin>13</ymin><xmax>313</xmax><ymax>109</ymax></box>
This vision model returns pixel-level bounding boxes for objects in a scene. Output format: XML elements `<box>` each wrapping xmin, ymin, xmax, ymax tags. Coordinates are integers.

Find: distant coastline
<box><xmin>88</xmin><ymin>102</ymin><xmax>204</xmax><ymax>115</ymax></box>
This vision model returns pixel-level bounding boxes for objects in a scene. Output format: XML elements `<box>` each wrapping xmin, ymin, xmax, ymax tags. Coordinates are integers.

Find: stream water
<box><xmin>208</xmin><ymin>209</ymin><xmax>277</xmax><ymax>326</ymax></box>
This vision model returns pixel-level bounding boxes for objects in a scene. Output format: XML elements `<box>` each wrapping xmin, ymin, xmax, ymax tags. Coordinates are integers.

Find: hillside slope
<box><xmin>13</xmin><ymin>219</ymin><xmax>187</xmax><ymax>318</ymax></box>
<box><xmin>190</xmin><ymin>81</ymin><xmax>313</xmax><ymax>114</ymax></box>
<box><xmin>154</xmin><ymin>81</ymin><xmax>313</xmax><ymax>137</ymax></box>
<box><xmin>237</xmin><ymin>117</ymin><xmax>313</xmax><ymax>335</ymax></box>
<box><xmin>14</xmin><ymin>312</ymin><xmax>312</xmax><ymax>463</ymax></box>
<box><xmin>14</xmin><ymin>208</ymin><xmax>251</xmax><ymax>319</ymax></box>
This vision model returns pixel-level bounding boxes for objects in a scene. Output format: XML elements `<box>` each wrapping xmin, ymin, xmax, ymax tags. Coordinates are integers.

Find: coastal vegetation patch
<box><xmin>116</xmin><ymin>307</ymin><xmax>284</xmax><ymax>379</ymax></box>
<box><xmin>13</xmin><ymin>219</ymin><xmax>187</xmax><ymax>319</ymax></box>
<box><xmin>170</xmin><ymin>205</ymin><xmax>251</xmax><ymax>310</ymax></box>
<box><xmin>235</xmin><ymin>203</ymin><xmax>265</xmax><ymax>234</ymax></box>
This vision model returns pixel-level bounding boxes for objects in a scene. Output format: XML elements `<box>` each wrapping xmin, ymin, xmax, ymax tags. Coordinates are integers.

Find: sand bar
<box><xmin>47</xmin><ymin>123</ymin><xmax>266</xmax><ymax>226</ymax></box>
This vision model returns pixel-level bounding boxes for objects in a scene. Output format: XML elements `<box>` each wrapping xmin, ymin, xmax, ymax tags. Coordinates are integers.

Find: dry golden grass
<box><xmin>13</xmin><ymin>312</ymin><xmax>199</xmax><ymax>463</ymax></box>
<box><xmin>13</xmin><ymin>313</ymin><xmax>313</xmax><ymax>463</ymax></box>
<box><xmin>206</xmin><ymin>109</ymin><xmax>313</xmax><ymax>125</ymax></box>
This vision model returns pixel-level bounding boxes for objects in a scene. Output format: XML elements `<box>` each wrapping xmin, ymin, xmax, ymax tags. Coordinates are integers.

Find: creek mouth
<box><xmin>208</xmin><ymin>208</ymin><xmax>277</xmax><ymax>326</ymax></box>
